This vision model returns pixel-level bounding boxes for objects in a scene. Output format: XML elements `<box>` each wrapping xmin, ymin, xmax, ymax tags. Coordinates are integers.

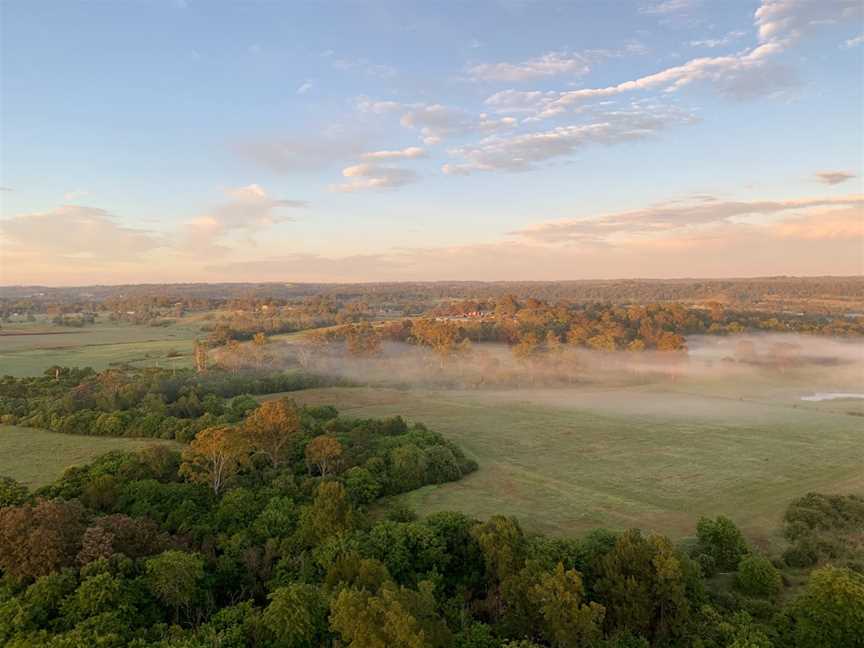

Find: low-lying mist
<box><xmin>276</xmin><ymin>333</ymin><xmax>864</xmax><ymax>398</ymax></box>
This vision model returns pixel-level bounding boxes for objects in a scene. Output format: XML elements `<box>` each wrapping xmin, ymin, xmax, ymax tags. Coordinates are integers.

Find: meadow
<box><xmin>0</xmin><ymin>424</ymin><xmax>180</xmax><ymax>488</ymax></box>
<box><xmin>279</xmin><ymin>372</ymin><xmax>864</xmax><ymax>545</ymax></box>
<box><xmin>0</xmin><ymin>317</ymin><xmax>205</xmax><ymax>376</ymax></box>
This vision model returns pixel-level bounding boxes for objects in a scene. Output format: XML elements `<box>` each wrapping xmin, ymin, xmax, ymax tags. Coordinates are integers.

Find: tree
<box><xmin>193</xmin><ymin>338</ymin><xmax>208</xmax><ymax>373</ymax></box>
<box><xmin>180</xmin><ymin>425</ymin><xmax>250</xmax><ymax>496</ymax></box>
<box><xmin>345</xmin><ymin>322</ymin><xmax>383</xmax><ymax>358</ymax></box>
<box><xmin>695</xmin><ymin>516</ymin><xmax>749</xmax><ymax>572</ymax></box>
<box><xmin>252</xmin><ymin>332</ymin><xmax>272</xmax><ymax>368</ymax></box>
<box><xmin>243</xmin><ymin>398</ymin><xmax>302</xmax><ymax>468</ymax></box>
<box><xmin>145</xmin><ymin>550</ymin><xmax>204</xmax><ymax>623</ymax></box>
<box><xmin>472</xmin><ymin>516</ymin><xmax>527</xmax><ymax>586</ymax></box>
<box><xmin>330</xmin><ymin>581</ymin><xmax>452</xmax><ymax>648</ymax></box>
<box><xmin>305</xmin><ymin>435</ymin><xmax>344</xmax><ymax>476</ymax></box>
<box><xmin>784</xmin><ymin>566</ymin><xmax>864</xmax><ymax>648</ymax></box>
<box><xmin>0</xmin><ymin>498</ymin><xmax>88</xmax><ymax>580</ymax></box>
<box><xmin>262</xmin><ymin>583</ymin><xmax>329</xmax><ymax>648</ymax></box>
<box><xmin>530</xmin><ymin>563</ymin><xmax>606</xmax><ymax>647</ymax></box>
<box><xmin>0</xmin><ymin>475</ymin><xmax>28</xmax><ymax>508</ymax></box>
<box><xmin>594</xmin><ymin>531</ymin><xmax>691</xmax><ymax>643</ymax></box>
<box><xmin>736</xmin><ymin>555</ymin><xmax>782</xmax><ymax>598</ymax></box>
<box><xmin>302</xmin><ymin>481</ymin><xmax>355</xmax><ymax>542</ymax></box>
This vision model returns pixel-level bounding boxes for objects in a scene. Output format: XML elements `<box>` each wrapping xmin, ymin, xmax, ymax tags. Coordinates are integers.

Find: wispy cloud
<box><xmin>182</xmin><ymin>184</ymin><xmax>306</xmax><ymax>253</ymax></box>
<box><xmin>689</xmin><ymin>30</ymin><xmax>746</xmax><ymax>48</ymax></box>
<box><xmin>234</xmin><ymin>132</ymin><xmax>367</xmax><ymax>173</ymax></box>
<box><xmin>63</xmin><ymin>189</ymin><xmax>89</xmax><ymax>202</ymax></box>
<box><xmin>443</xmin><ymin>103</ymin><xmax>697</xmax><ymax>174</ymax></box>
<box><xmin>512</xmin><ymin>194</ymin><xmax>864</xmax><ymax>243</ymax></box>
<box><xmin>640</xmin><ymin>0</ymin><xmax>699</xmax><ymax>15</ymax></box>
<box><xmin>486</xmin><ymin>0</ymin><xmax>861</xmax><ymax>121</ymax></box>
<box><xmin>297</xmin><ymin>81</ymin><xmax>313</xmax><ymax>95</ymax></box>
<box><xmin>843</xmin><ymin>33</ymin><xmax>864</xmax><ymax>48</ymax></box>
<box><xmin>361</xmin><ymin>146</ymin><xmax>426</xmax><ymax>161</ymax></box>
<box><xmin>330</xmin><ymin>164</ymin><xmax>418</xmax><ymax>192</ymax></box>
<box><xmin>467</xmin><ymin>51</ymin><xmax>591</xmax><ymax>82</ymax></box>
<box><xmin>815</xmin><ymin>171</ymin><xmax>856</xmax><ymax>185</ymax></box>
<box><xmin>325</xmin><ymin>51</ymin><xmax>396</xmax><ymax>79</ymax></box>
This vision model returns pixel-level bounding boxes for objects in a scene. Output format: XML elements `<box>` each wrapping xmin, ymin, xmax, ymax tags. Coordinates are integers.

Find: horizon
<box><xmin>3</xmin><ymin>273</ymin><xmax>864</xmax><ymax>291</ymax></box>
<box><xmin>1</xmin><ymin>0</ymin><xmax>863</xmax><ymax>284</ymax></box>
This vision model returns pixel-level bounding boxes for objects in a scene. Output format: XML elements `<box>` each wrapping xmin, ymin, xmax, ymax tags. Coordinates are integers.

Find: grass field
<box><xmin>277</xmin><ymin>376</ymin><xmax>864</xmax><ymax>545</ymax></box>
<box><xmin>0</xmin><ymin>425</ymin><xmax>180</xmax><ymax>488</ymax></box>
<box><xmin>0</xmin><ymin>317</ymin><xmax>205</xmax><ymax>376</ymax></box>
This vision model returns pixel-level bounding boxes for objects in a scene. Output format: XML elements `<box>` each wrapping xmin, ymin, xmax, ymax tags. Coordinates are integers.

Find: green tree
<box><xmin>262</xmin><ymin>583</ymin><xmax>328</xmax><ymax>648</ymax></box>
<box><xmin>329</xmin><ymin>581</ymin><xmax>451</xmax><ymax>648</ymax></box>
<box><xmin>784</xmin><ymin>566</ymin><xmax>864</xmax><ymax>648</ymax></box>
<box><xmin>695</xmin><ymin>516</ymin><xmax>748</xmax><ymax>572</ymax></box>
<box><xmin>736</xmin><ymin>555</ymin><xmax>782</xmax><ymax>598</ymax></box>
<box><xmin>594</xmin><ymin>530</ymin><xmax>691</xmax><ymax>643</ymax></box>
<box><xmin>0</xmin><ymin>476</ymin><xmax>28</xmax><ymax>508</ymax></box>
<box><xmin>529</xmin><ymin>563</ymin><xmax>605</xmax><ymax>647</ymax></box>
<box><xmin>145</xmin><ymin>550</ymin><xmax>204</xmax><ymax>622</ymax></box>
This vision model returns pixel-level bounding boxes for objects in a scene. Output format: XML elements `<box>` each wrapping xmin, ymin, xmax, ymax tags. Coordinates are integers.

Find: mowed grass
<box><xmin>281</xmin><ymin>382</ymin><xmax>864</xmax><ymax>544</ymax></box>
<box><xmin>0</xmin><ymin>425</ymin><xmax>180</xmax><ymax>488</ymax></box>
<box><xmin>0</xmin><ymin>319</ymin><xmax>204</xmax><ymax>376</ymax></box>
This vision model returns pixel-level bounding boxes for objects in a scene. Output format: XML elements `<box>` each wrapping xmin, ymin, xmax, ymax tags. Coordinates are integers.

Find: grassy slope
<box><xmin>279</xmin><ymin>383</ymin><xmax>864</xmax><ymax>544</ymax></box>
<box><xmin>0</xmin><ymin>318</ymin><xmax>205</xmax><ymax>376</ymax></box>
<box><xmin>0</xmin><ymin>425</ymin><xmax>180</xmax><ymax>488</ymax></box>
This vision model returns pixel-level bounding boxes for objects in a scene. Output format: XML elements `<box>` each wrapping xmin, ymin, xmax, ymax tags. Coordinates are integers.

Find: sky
<box><xmin>0</xmin><ymin>0</ymin><xmax>862</xmax><ymax>286</ymax></box>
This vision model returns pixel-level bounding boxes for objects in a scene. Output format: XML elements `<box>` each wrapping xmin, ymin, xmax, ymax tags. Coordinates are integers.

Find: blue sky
<box><xmin>0</xmin><ymin>0</ymin><xmax>862</xmax><ymax>284</ymax></box>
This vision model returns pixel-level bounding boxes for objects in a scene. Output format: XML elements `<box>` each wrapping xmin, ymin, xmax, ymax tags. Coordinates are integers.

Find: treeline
<box><xmin>0</xmin><ymin>367</ymin><xmax>342</xmax><ymax>442</ymax></box>
<box><xmin>309</xmin><ymin>299</ymin><xmax>862</xmax><ymax>373</ymax></box>
<box><xmin>3</xmin><ymin>276</ymin><xmax>864</xmax><ymax>321</ymax></box>
<box><xmin>0</xmin><ymin>435</ymin><xmax>860</xmax><ymax>647</ymax></box>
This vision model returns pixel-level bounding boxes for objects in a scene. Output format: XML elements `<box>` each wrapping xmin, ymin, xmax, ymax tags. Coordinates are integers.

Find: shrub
<box><xmin>736</xmin><ymin>555</ymin><xmax>782</xmax><ymax>598</ymax></box>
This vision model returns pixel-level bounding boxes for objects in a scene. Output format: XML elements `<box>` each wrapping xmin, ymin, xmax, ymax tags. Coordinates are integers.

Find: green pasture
<box><xmin>0</xmin><ymin>318</ymin><xmax>204</xmax><ymax>376</ymax></box>
<box><xmin>0</xmin><ymin>425</ymin><xmax>180</xmax><ymax>488</ymax></box>
<box><xmin>281</xmin><ymin>381</ymin><xmax>864</xmax><ymax>544</ymax></box>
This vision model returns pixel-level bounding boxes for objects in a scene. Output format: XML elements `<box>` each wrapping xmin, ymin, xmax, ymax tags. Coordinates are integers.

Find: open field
<box><xmin>0</xmin><ymin>318</ymin><xmax>206</xmax><ymax>376</ymax></box>
<box><xmin>279</xmin><ymin>375</ymin><xmax>864</xmax><ymax>544</ymax></box>
<box><xmin>0</xmin><ymin>425</ymin><xmax>181</xmax><ymax>488</ymax></box>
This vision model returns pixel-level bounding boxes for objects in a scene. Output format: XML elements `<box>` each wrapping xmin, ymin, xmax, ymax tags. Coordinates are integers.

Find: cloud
<box><xmin>754</xmin><ymin>0</ymin><xmax>863</xmax><ymax>45</ymax></box>
<box><xmin>486</xmin><ymin>43</ymin><xmax>795</xmax><ymax>119</ymax></box>
<box><xmin>485</xmin><ymin>0</ymin><xmax>861</xmax><ymax>120</ymax></box>
<box><xmin>443</xmin><ymin>103</ymin><xmax>697</xmax><ymax>174</ymax></box>
<box><xmin>234</xmin><ymin>132</ymin><xmax>367</xmax><ymax>173</ymax></box>
<box><xmin>330</xmin><ymin>164</ymin><xmax>418</xmax><ymax>192</ymax></box>
<box><xmin>512</xmin><ymin>194</ymin><xmax>864</xmax><ymax>243</ymax></box>
<box><xmin>297</xmin><ymin>81</ymin><xmax>312</xmax><ymax>95</ymax></box>
<box><xmin>329</xmin><ymin>54</ymin><xmax>396</xmax><ymax>79</ymax></box>
<box><xmin>355</xmin><ymin>97</ymin><xmax>402</xmax><ymax>114</ymax></box>
<box><xmin>398</xmin><ymin>103</ymin><xmax>517</xmax><ymax>143</ymax></box>
<box><xmin>183</xmin><ymin>184</ymin><xmax>306</xmax><ymax>252</ymax></box>
<box><xmin>815</xmin><ymin>171</ymin><xmax>856</xmax><ymax>185</ymax></box>
<box><xmin>63</xmin><ymin>189</ymin><xmax>89</xmax><ymax>202</ymax></box>
<box><xmin>844</xmin><ymin>33</ymin><xmax>864</xmax><ymax>47</ymax></box>
<box><xmin>689</xmin><ymin>30</ymin><xmax>747</xmax><ymax>48</ymax></box>
<box><xmin>467</xmin><ymin>51</ymin><xmax>591</xmax><ymax>82</ymax></box>
<box><xmin>772</xmin><ymin>207</ymin><xmax>864</xmax><ymax>240</ymax></box>
<box><xmin>361</xmin><ymin>146</ymin><xmax>426</xmax><ymax>161</ymax></box>
<box><xmin>640</xmin><ymin>0</ymin><xmax>699</xmax><ymax>15</ymax></box>
<box><xmin>0</xmin><ymin>187</ymin><xmax>12</xmax><ymax>192</ymax></box>
<box><xmin>0</xmin><ymin>206</ymin><xmax>164</xmax><ymax>262</ymax></box>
